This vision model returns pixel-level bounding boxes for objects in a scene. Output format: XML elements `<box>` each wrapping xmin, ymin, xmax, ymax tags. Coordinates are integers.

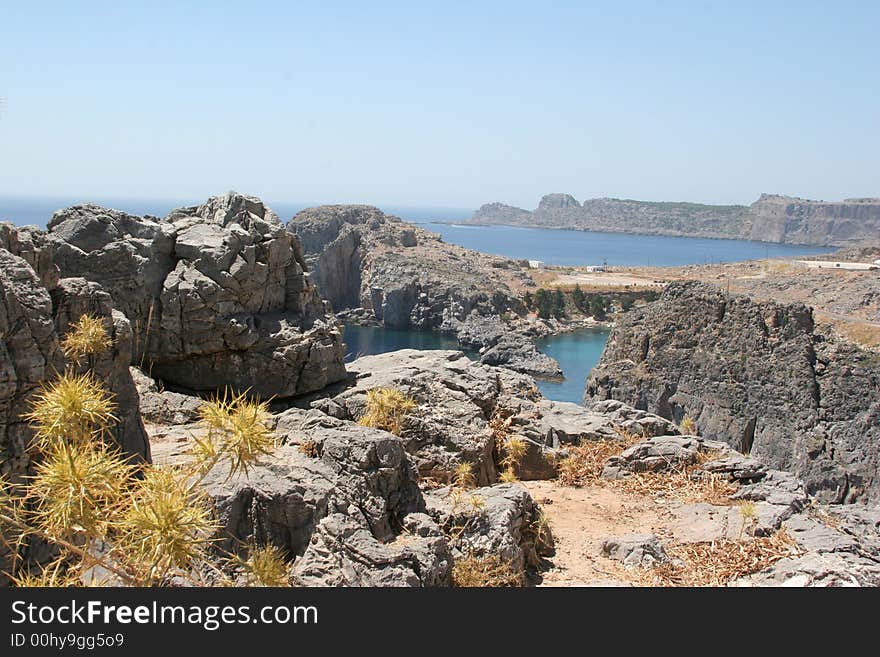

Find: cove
<box><xmin>534</xmin><ymin>327</ymin><xmax>611</xmax><ymax>403</ymax></box>
<box><xmin>343</xmin><ymin>324</ymin><xmax>610</xmax><ymax>405</ymax></box>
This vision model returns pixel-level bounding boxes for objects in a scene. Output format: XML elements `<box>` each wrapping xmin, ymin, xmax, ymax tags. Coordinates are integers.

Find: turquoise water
<box><xmin>344</xmin><ymin>324</ymin><xmax>609</xmax><ymax>404</ymax></box>
<box><xmin>342</xmin><ymin>324</ymin><xmax>475</xmax><ymax>361</ymax></box>
<box><xmin>534</xmin><ymin>328</ymin><xmax>611</xmax><ymax>403</ymax></box>
<box><xmin>425</xmin><ymin>222</ymin><xmax>832</xmax><ymax>267</ymax></box>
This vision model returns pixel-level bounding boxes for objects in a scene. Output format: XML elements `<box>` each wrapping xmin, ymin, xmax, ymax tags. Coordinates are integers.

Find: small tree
<box><xmin>589</xmin><ymin>295</ymin><xmax>607</xmax><ymax>321</ymax></box>
<box><xmin>552</xmin><ymin>289</ymin><xmax>566</xmax><ymax>318</ymax></box>
<box><xmin>571</xmin><ymin>284</ymin><xmax>586</xmax><ymax>312</ymax></box>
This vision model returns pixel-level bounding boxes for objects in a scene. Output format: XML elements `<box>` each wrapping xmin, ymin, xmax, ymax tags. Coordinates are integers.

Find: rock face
<box><xmin>0</xmin><ymin>249</ymin><xmax>63</xmax><ymax>479</ymax></box>
<box><xmin>36</xmin><ymin>193</ymin><xmax>347</xmax><ymax>398</ymax></box>
<box><xmin>0</xmin><ymin>243</ymin><xmax>149</xmax><ymax>482</ymax></box>
<box><xmin>290</xmin><ymin>205</ymin><xmax>523</xmax><ymax>330</ymax></box>
<box><xmin>585</xmin><ymin>281</ymin><xmax>880</xmax><ymax>503</ymax></box>
<box><xmin>747</xmin><ymin>194</ymin><xmax>880</xmax><ymax>246</ymax></box>
<box><xmin>467</xmin><ymin>193</ymin><xmax>880</xmax><ymax>246</ymax></box>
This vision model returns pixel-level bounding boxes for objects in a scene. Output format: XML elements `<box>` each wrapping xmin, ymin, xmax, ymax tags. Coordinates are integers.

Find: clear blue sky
<box><xmin>1</xmin><ymin>1</ymin><xmax>878</xmax><ymax>208</ymax></box>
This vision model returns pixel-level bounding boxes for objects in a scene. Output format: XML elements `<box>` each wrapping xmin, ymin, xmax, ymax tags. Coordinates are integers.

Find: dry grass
<box><xmin>632</xmin><ymin>530</ymin><xmax>801</xmax><ymax>587</ymax></box>
<box><xmin>297</xmin><ymin>439</ymin><xmax>319</xmax><ymax>458</ymax></box>
<box><xmin>609</xmin><ymin>468</ymin><xmax>738</xmax><ymax>506</ymax></box>
<box><xmin>357</xmin><ymin>387</ymin><xmax>416</xmax><ymax>436</ymax></box>
<box><xmin>556</xmin><ymin>438</ymin><xmax>633</xmax><ymax>487</ymax></box>
<box><xmin>452</xmin><ymin>554</ymin><xmax>523</xmax><ymax>587</ymax></box>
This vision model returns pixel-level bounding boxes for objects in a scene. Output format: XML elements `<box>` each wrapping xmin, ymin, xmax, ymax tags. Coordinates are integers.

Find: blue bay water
<box><xmin>534</xmin><ymin>328</ymin><xmax>611</xmax><ymax>403</ymax></box>
<box><xmin>423</xmin><ymin>223</ymin><xmax>832</xmax><ymax>267</ymax></box>
<box><xmin>345</xmin><ymin>324</ymin><xmax>608</xmax><ymax>404</ymax></box>
<box><xmin>342</xmin><ymin>324</ymin><xmax>476</xmax><ymax>362</ymax></box>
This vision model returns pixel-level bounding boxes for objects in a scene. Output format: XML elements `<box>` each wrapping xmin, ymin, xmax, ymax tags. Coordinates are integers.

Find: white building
<box><xmin>528</xmin><ymin>260</ymin><xmax>545</xmax><ymax>270</ymax></box>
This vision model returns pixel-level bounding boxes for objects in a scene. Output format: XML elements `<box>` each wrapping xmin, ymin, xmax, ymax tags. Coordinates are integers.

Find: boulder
<box><xmin>291</xmin><ymin>512</ymin><xmax>451</xmax><ymax>587</ymax></box>
<box><xmin>424</xmin><ymin>483</ymin><xmax>553</xmax><ymax>575</ymax></box>
<box><xmin>601</xmin><ymin>534</ymin><xmax>670</xmax><ymax>568</ymax></box>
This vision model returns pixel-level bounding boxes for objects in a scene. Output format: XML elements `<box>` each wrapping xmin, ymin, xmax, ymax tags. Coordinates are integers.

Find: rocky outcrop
<box><xmin>31</xmin><ymin>193</ymin><xmax>346</xmax><ymax>399</ymax></box>
<box><xmin>468</xmin><ymin>194</ymin><xmax>751</xmax><ymax>240</ymax></box>
<box><xmin>470</xmin><ymin>202</ymin><xmax>531</xmax><ymax>226</ymax></box>
<box><xmin>196</xmin><ymin>414</ymin><xmax>453</xmax><ymax>587</ymax></box>
<box><xmin>425</xmin><ymin>483</ymin><xmax>553</xmax><ymax>577</ymax></box>
<box><xmin>290</xmin><ymin>205</ymin><xmax>523</xmax><ymax>329</ymax></box>
<box><xmin>307</xmin><ymin>349</ymin><xmax>679</xmax><ymax>486</ymax></box>
<box><xmin>585</xmin><ymin>281</ymin><xmax>880</xmax><ymax>503</ymax></box>
<box><xmin>1</xmin><ymin>244</ymin><xmax>149</xmax><ymax>482</ymax></box>
<box><xmin>468</xmin><ymin>193</ymin><xmax>880</xmax><ymax>246</ymax></box>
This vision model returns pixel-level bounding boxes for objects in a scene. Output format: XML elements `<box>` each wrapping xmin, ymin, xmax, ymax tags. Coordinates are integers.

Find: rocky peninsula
<box><xmin>470</xmin><ymin>193</ymin><xmax>880</xmax><ymax>247</ymax></box>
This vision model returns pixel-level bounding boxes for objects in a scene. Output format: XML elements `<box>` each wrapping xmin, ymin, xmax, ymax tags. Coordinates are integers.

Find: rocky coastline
<box><xmin>2</xmin><ymin>192</ymin><xmax>878</xmax><ymax>587</ymax></box>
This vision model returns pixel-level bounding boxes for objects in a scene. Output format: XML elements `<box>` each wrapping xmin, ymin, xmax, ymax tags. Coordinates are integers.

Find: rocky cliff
<box><xmin>584</xmin><ymin>281</ymin><xmax>880</xmax><ymax>504</ymax></box>
<box><xmin>290</xmin><ymin>205</ymin><xmax>522</xmax><ymax>329</ymax></box>
<box><xmin>288</xmin><ymin>205</ymin><xmax>562</xmax><ymax>378</ymax></box>
<box><xmin>469</xmin><ymin>193</ymin><xmax>880</xmax><ymax>247</ymax></box>
<box><xmin>746</xmin><ymin>194</ymin><xmax>880</xmax><ymax>246</ymax></box>
<box><xmin>18</xmin><ymin>192</ymin><xmax>347</xmax><ymax>399</ymax></box>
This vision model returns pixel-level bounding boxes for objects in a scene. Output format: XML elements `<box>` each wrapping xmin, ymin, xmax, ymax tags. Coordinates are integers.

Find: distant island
<box><xmin>469</xmin><ymin>193</ymin><xmax>880</xmax><ymax>247</ymax></box>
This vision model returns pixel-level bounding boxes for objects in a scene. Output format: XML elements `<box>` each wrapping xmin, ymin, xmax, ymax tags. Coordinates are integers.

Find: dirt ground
<box><xmin>524</xmin><ymin>480</ymin><xmax>671</xmax><ymax>585</ymax></box>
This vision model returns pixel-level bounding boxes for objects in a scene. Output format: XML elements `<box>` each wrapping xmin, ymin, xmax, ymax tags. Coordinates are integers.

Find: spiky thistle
<box><xmin>453</xmin><ymin>462</ymin><xmax>476</xmax><ymax>490</ymax></box>
<box><xmin>25</xmin><ymin>372</ymin><xmax>117</xmax><ymax>449</ymax></box>
<box><xmin>61</xmin><ymin>314</ymin><xmax>112</xmax><ymax>361</ymax></box>
<box><xmin>192</xmin><ymin>389</ymin><xmax>275</xmax><ymax>478</ymax></box>
<box><xmin>240</xmin><ymin>544</ymin><xmax>290</xmax><ymax>587</ymax></box>
<box><xmin>357</xmin><ymin>387</ymin><xmax>416</xmax><ymax>435</ymax></box>
<box><xmin>28</xmin><ymin>440</ymin><xmax>133</xmax><ymax>538</ymax></box>
<box><xmin>119</xmin><ymin>467</ymin><xmax>215</xmax><ymax>583</ymax></box>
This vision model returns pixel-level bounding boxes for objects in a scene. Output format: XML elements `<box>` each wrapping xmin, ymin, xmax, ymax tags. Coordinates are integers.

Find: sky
<box><xmin>1</xmin><ymin>1</ymin><xmax>878</xmax><ymax>209</ymax></box>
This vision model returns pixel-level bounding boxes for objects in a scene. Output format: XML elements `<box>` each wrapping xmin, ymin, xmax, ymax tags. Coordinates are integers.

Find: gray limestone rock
<box><xmin>42</xmin><ymin>193</ymin><xmax>347</xmax><ymax>399</ymax></box>
<box><xmin>424</xmin><ymin>483</ymin><xmax>553</xmax><ymax>575</ymax></box>
<box><xmin>585</xmin><ymin>281</ymin><xmax>880</xmax><ymax>503</ymax></box>
<box><xmin>601</xmin><ymin>534</ymin><xmax>670</xmax><ymax>568</ymax></box>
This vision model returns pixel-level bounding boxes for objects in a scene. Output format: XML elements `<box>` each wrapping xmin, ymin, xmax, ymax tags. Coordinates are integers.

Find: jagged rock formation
<box><xmin>0</xmin><ymin>243</ymin><xmax>149</xmax><ymax>483</ymax></box>
<box><xmin>6</xmin><ymin>192</ymin><xmax>347</xmax><ymax>399</ymax></box>
<box><xmin>469</xmin><ymin>193</ymin><xmax>880</xmax><ymax>247</ymax></box>
<box><xmin>137</xmin><ymin>349</ymin><xmax>879</xmax><ymax>587</ymax></box>
<box><xmin>584</xmin><ymin>281</ymin><xmax>880</xmax><ymax>504</ymax></box>
<box><xmin>289</xmin><ymin>205</ymin><xmax>523</xmax><ymax>329</ymax></box>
